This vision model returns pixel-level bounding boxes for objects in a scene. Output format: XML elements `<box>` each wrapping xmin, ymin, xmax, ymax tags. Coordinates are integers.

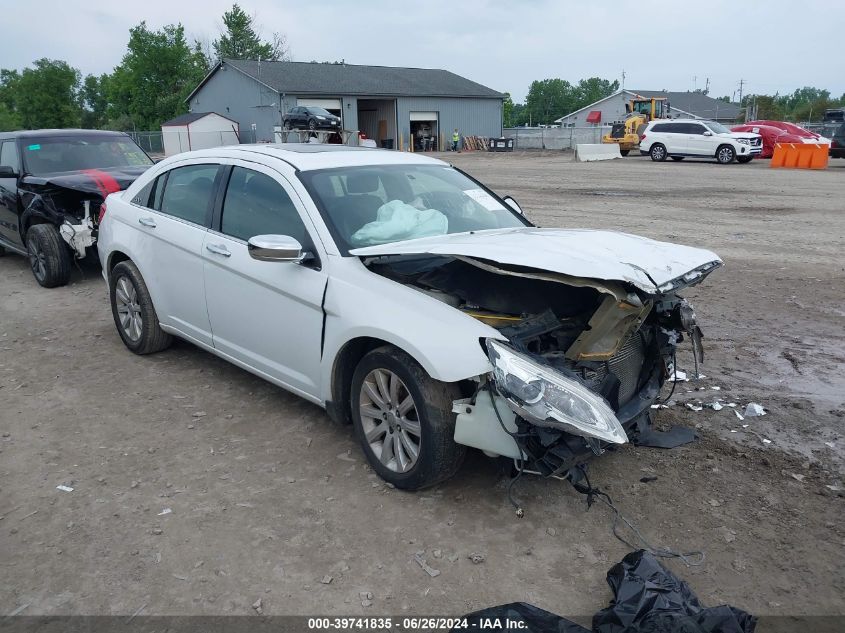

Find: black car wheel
<box><xmin>308</xmin><ymin>118</ymin><xmax>317</xmax><ymax>131</ymax></box>
<box><xmin>109</xmin><ymin>260</ymin><xmax>172</xmax><ymax>355</ymax></box>
<box><xmin>350</xmin><ymin>345</ymin><xmax>465</xmax><ymax>490</ymax></box>
<box><xmin>650</xmin><ymin>144</ymin><xmax>667</xmax><ymax>161</ymax></box>
<box><xmin>26</xmin><ymin>224</ymin><xmax>71</xmax><ymax>288</ymax></box>
<box><xmin>716</xmin><ymin>145</ymin><xmax>736</xmax><ymax>164</ymax></box>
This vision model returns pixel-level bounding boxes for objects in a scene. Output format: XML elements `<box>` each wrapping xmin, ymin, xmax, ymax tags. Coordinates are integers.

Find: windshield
<box><xmin>21</xmin><ymin>136</ymin><xmax>153</xmax><ymax>176</ymax></box>
<box><xmin>704</xmin><ymin>121</ymin><xmax>731</xmax><ymax>135</ymax></box>
<box><xmin>298</xmin><ymin>164</ymin><xmax>529</xmax><ymax>253</ymax></box>
<box><xmin>308</xmin><ymin>107</ymin><xmax>334</xmax><ymax>117</ymax></box>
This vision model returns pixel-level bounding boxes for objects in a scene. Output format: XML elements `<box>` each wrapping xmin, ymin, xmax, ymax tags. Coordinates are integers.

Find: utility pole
<box><xmin>705</xmin><ymin>77</ymin><xmax>710</xmax><ymax>95</ymax></box>
<box><xmin>738</xmin><ymin>79</ymin><xmax>746</xmax><ymax>122</ymax></box>
<box><xmin>621</xmin><ymin>69</ymin><xmax>625</xmax><ymax>91</ymax></box>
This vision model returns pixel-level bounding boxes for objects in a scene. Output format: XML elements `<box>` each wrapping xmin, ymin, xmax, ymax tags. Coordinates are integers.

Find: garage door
<box><xmin>410</xmin><ymin>111</ymin><xmax>438</xmax><ymax>121</ymax></box>
<box><xmin>297</xmin><ymin>98</ymin><xmax>342</xmax><ymax>111</ymax></box>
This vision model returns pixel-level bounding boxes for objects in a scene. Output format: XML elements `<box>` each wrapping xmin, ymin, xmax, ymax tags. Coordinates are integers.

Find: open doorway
<box><xmin>410</xmin><ymin>111</ymin><xmax>439</xmax><ymax>151</ymax></box>
<box><xmin>357</xmin><ymin>99</ymin><xmax>397</xmax><ymax>149</ymax></box>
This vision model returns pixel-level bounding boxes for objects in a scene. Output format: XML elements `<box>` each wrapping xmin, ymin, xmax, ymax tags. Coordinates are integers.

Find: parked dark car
<box><xmin>282</xmin><ymin>106</ymin><xmax>342</xmax><ymax>131</ymax></box>
<box><xmin>829</xmin><ymin>122</ymin><xmax>845</xmax><ymax>159</ymax></box>
<box><xmin>0</xmin><ymin>129</ymin><xmax>153</xmax><ymax>287</ymax></box>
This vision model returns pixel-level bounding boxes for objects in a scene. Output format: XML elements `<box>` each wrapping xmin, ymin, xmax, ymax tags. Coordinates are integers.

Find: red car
<box><xmin>745</xmin><ymin>120</ymin><xmax>826</xmax><ymax>142</ymax></box>
<box><xmin>731</xmin><ymin>124</ymin><xmax>804</xmax><ymax>158</ymax></box>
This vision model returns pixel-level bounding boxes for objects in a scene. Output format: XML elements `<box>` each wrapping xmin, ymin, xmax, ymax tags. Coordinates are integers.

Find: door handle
<box><xmin>206</xmin><ymin>243</ymin><xmax>231</xmax><ymax>257</ymax></box>
<box><xmin>138</xmin><ymin>217</ymin><xmax>157</xmax><ymax>228</ymax></box>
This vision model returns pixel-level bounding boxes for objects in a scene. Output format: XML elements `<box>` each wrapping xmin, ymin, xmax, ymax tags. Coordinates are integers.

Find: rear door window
<box><xmin>158</xmin><ymin>164</ymin><xmax>219</xmax><ymax>226</ymax></box>
<box><xmin>686</xmin><ymin>123</ymin><xmax>708</xmax><ymax>135</ymax></box>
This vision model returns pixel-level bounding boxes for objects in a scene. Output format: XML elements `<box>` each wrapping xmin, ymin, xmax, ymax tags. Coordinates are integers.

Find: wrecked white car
<box><xmin>97</xmin><ymin>145</ymin><xmax>720</xmax><ymax>489</ymax></box>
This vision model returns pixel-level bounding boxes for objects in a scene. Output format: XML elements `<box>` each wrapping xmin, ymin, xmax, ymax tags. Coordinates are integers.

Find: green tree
<box><xmin>108</xmin><ymin>22</ymin><xmax>209</xmax><ymax>130</ymax></box>
<box><xmin>525</xmin><ymin>79</ymin><xmax>578</xmax><ymax>125</ymax></box>
<box><xmin>573</xmin><ymin>77</ymin><xmax>619</xmax><ymax>111</ymax></box>
<box><xmin>213</xmin><ymin>4</ymin><xmax>289</xmax><ymax>61</ymax></box>
<box><xmin>502</xmin><ymin>92</ymin><xmax>514</xmax><ymax>128</ymax></box>
<box><xmin>0</xmin><ymin>69</ymin><xmax>21</xmax><ymax>131</ymax></box>
<box><xmin>15</xmin><ymin>59</ymin><xmax>81</xmax><ymax>129</ymax></box>
<box><xmin>80</xmin><ymin>73</ymin><xmax>110</xmax><ymax>129</ymax></box>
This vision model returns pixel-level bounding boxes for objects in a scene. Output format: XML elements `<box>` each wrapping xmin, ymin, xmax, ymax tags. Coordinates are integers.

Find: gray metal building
<box><xmin>554</xmin><ymin>89</ymin><xmax>742</xmax><ymax>126</ymax></box>
<box><xmin>186</xmin><ymin>59</ymin><xmax>504</xmax><ymax>149</ymax></box>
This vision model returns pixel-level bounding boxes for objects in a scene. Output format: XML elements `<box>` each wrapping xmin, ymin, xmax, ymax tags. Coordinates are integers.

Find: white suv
<box><xmin>640</xmin><ymin>119</ymin><xmax>762</xmax><ymax>164</ymax></box>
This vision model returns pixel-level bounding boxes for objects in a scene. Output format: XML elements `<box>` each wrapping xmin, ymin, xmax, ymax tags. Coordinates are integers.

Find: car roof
<box><xmin>169</xmin><ymin>144</ymin><xmax>449</xmax><ymax>171</ymax></box>
<box><xmin>0</xmin><ymin>129</ymin><xmax>130</xmax><ymax>140</ymax></box>
<box><xmin>650</xmin><ymin>118</ymin><xmax>712</xmax><ymax>124</ymax></box>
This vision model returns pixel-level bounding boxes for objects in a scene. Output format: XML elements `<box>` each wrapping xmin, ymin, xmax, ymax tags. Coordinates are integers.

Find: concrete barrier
<box><xmin>575</xmin><ymin>144</ymin><xmax>622</xmax><ymax>162</ymax></box>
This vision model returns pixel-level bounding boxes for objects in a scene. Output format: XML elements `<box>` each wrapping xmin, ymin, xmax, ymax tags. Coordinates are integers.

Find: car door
<box><xmin>0</xmin><ymin>140</ymin><xmax>22</xmax><ymax>246</ymax></box>
<box><xmin>684</xmin><ymin>123</ymin><xmax>712</xmax><ymax>156</ymax></box>
<box><xmin>202</xmin><ymin>162</ymin><xmax>328</xmax><ymax>400</ymax></box>
<box><xmin>126</xmin><ymin>162</ymin><xmax>221</xmax><ymax>346</ymax></box>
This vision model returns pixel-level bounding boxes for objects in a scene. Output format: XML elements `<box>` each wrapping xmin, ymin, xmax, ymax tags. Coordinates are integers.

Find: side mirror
<box><xmin>502</xmin><ymin>195</ymin><xmax>524</xmax><ymax>215</ymax></box>
<box><xmin>248</xmin><ymin>235</ymin><xmax>307</xmax><ymax>262</ymax></box>
<box><xmin>702</xmin><ymin>131</ymin><xmax>713</xmax><ymax>136</ymax></box>
<box><xmin>0</xmin><ymin>165</ymin><xmax>18</xmax><ymax>178</ymax></box>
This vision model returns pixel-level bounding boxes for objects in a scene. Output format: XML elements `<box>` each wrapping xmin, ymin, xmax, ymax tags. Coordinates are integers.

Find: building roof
<box><xmin>628</xmin><ymin>90</ymin><xmax>742</xmax><ymax>120</ymax></box>
<box><xmin>554</xmin><ymin>89</ymin><xmax>741</xmax><ymax>123</ymax></box>
<box><xmin>186</xmin><ymin>60</ymin><xmax>504</xmax><ymax>102</ymax></box>
<box><xmin>161</xmin><ymin>111</ymin><xmax>237</xmax><ymax>127</ymax></box>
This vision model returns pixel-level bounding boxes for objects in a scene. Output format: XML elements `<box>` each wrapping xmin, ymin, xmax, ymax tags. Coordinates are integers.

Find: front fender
<box><xmin>320</xmin><ymin>265</ymin><xmax>503</xmax><ymax>401</ymax></box>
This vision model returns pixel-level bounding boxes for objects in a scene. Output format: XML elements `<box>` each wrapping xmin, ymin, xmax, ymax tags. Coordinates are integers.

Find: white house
<box><xmin>554</xmin><ymin>90</ymin><xmax>742</xmax><ymax>127</ymax></box>
<box><xmin>161</xmin><ymin>112</ymin><xmax>241</xmax><ymax>157</ymax></box>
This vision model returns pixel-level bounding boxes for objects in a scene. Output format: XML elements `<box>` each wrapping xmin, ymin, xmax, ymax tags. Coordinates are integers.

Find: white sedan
<box><xmin>97</xmin><ymin>144</ymin><xmax>721</xmax><ymax>489</ymax></box>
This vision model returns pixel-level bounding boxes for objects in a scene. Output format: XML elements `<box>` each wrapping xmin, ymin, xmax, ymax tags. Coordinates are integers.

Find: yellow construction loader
<box><xmin>602</xmin><ymin>96</ymin><xmax>669</xmax><ymax>155</ymax></box>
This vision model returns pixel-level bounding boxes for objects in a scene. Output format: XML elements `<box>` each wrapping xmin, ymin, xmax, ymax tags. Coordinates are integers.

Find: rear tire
<box><xmin>650</xmin><ymin>144</ymin><xmax>667</xmax><ymax>161</ymax></box>
<box><xmin>716</xmin><ymin>145</ymin><xmax>736</xmax><ymax>164</ymax></box>
<box><xmin>736</xmin><ymin>156</ymin><xmax>753</xmax><ymax>164</ymax></box>
<box><xmin>671</xmin><ymin>156</ymin><xmax>685</xmax><ymax>161</ymax></box>
<box><xmin>350</xmin><ymin>345</ymin><xmax>465</xmax><ymax>490</ymax></box>
<box><xmin>26</xmin><ymin>224</ymin><xmax>71</xmax><ymax>288</ymax></box>
<box><xmin>109</xmin><ymin>260</ymin><xmax>172</xmax><ymax>355</ymax></box>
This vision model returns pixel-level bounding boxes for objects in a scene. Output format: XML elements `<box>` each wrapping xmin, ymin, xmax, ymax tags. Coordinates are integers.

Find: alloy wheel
<box><xmin>358</xmin><ymin>368</ymin><xmax>421</xmax><ymax>473</ymax></box>
<box><xmin>718</xmin><ymin>147</ymin><xmax>734</xmax><ymax>163</ymax></box>
<box><xmin>115</xmin><ymin>276</ymin><xmax>143</xmax><ymax>341</ymax></box>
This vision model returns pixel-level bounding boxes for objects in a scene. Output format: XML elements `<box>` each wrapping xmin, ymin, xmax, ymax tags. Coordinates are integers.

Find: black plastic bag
<box><xmin>458</xmin><ymin>551</ymin><xmax>756</xmax><ymax>633</ymax></box>
<box><xmin>592</xmin><ymin>550</ymin><xmax>756</xmax><ymax>633</ymax></box>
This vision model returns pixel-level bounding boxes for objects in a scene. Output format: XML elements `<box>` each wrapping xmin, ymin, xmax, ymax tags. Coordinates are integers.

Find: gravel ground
<box><xmin>1</xmin><ymin>152</ymin><xmax>843</xmax><ymax>619</ymax></box>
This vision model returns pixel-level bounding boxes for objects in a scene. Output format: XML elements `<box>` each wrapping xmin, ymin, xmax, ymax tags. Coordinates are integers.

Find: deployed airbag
<box><xmin>351</xmin><ymin>200</ymin><xmax>447</xmax><ymax>246</ymax></box>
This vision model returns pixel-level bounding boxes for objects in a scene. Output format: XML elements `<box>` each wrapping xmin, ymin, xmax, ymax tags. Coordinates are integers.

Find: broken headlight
<box><xmin>485</xmin><ymin>339</ymin><xmax>627</xmax><ymax>444</ymax></box>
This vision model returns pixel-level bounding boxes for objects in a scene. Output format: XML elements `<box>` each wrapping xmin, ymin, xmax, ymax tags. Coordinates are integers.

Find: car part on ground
<box><xmin>98</xmin><ymin>144</ymin><xmax>721</xmax><ymax>488</ymax></box>
<box><xmin>461</xmin><ymin>550</ymin><xmax>756</xmax><ymax>633</ymax></box>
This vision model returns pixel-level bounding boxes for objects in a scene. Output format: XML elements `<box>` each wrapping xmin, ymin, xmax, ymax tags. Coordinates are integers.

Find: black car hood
<box><xmin>21</xmin><ymin>165</ymin><xmax>150</xmax><ymax>198</ymax></box>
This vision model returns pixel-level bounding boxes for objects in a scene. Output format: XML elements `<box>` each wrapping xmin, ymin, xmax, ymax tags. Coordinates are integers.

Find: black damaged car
<box><xmin>0</xmin><ymin>129</ymin><xmax>153</xmax><ymax>287</ymax></box>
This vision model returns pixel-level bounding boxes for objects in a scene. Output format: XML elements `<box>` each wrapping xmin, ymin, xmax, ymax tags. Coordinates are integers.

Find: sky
<box><xmin>2</xmin><ymin>0</ymin><xmax>843</xmax><ymax>103</ymax></box>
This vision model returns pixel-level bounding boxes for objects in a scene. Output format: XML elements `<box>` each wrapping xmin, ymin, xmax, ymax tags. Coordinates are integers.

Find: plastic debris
<box><xmin>744</xmin><ymin>403</ymin><xmax>766</xmax><ymax>417</ymax></box>
<box><xmin>413</xmin><ymin>552</ymin><xmax>441</xmax><ymax>578</ymax></box>
<box><xmin>762</xmin><ymin>439</ymin><xmax>772</xmax><ymax>444</ymax></box>
<box><xmin>669</xmin><ymin>369</ymin><xmax>688</xmax><ymax>382</ymax></box>
<box><xmin>157</xmin><ymin>508</ymin><xmax>172</xmax><ymax>516</ymax></box>
<box><xmin>790</xmin><ymin>473</ymin><xmax>805</xmax><ymax>482</ymax></box>
<box><xmin>707</xmin><ymin>402</ymin><xmax>723</xmax><ymax>411</ymax></box>
<box><xmin>650</xmin><ymin>404</ymin><xmax>668</xmax><ymax>409</ymax></box>
<box><xmin>56</xmin><ymin>485</ymin><xmax>74</xmax><ymax>492</ymax></box>
<box><xmin>711</xmin><ymin>386</ymin><xmax>721</xmax><ymax>390</ymax></box>
<box><xmin>735</xmin><ymin>410</ymin><xmax>745</xmax><ymax>421</ymax></box>
<box><xmin>685</xmin><ymin>403</ymin><xmax>703</xmax><ymax>412</ymax></box>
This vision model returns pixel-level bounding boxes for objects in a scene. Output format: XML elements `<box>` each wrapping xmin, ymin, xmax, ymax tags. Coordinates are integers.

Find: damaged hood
<box><xmin>351</xmin><ymin>228</ymin><xmax>722</xmax><ymax>294</ymax></box>
<box><xmin>21</xmin><ymin>165</ymin><xmax>150</xmax><ymax>198</ymax></box>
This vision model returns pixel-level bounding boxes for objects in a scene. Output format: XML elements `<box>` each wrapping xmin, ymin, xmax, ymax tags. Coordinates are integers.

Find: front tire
<box><xmin>650</xmin><ymin>144</ymin><xmax>667</xmax><ymax>161</ymax></box>
<box><xmin>26</xmin><ymin>224</ymin><xmax>71</xmax><ymax>288</ymax></box>
<box><xmin>736</xmin><ymin>156</ymin><xmax>753</xmax><ymax>164</ymax></box>
<box><xmin>716</xmin><ymin>145</ymin><xmax>736</xmax><ymax>164</ymax></box>
<box><xmin>350</xmin><ymin>346</ymin><xmax>465</xmax><ymax>490</ymax></box>
<box><xmin>109</xmin><ymin>260</ymin><xmax>172</xmax><ymax>355</ymax></box>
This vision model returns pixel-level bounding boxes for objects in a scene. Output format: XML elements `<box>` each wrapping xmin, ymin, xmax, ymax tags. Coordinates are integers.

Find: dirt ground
<box><xmin>1</xmin><ymin>152</ymin><xmax>843</xmax><ymax>619</ymax></box>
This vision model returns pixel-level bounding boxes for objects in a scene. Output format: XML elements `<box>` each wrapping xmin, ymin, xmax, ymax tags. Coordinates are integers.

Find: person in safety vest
<box><xmin>451</xmin><ymin>128</ymin><xmax>460</xmax><ymax>152</ymax></box>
